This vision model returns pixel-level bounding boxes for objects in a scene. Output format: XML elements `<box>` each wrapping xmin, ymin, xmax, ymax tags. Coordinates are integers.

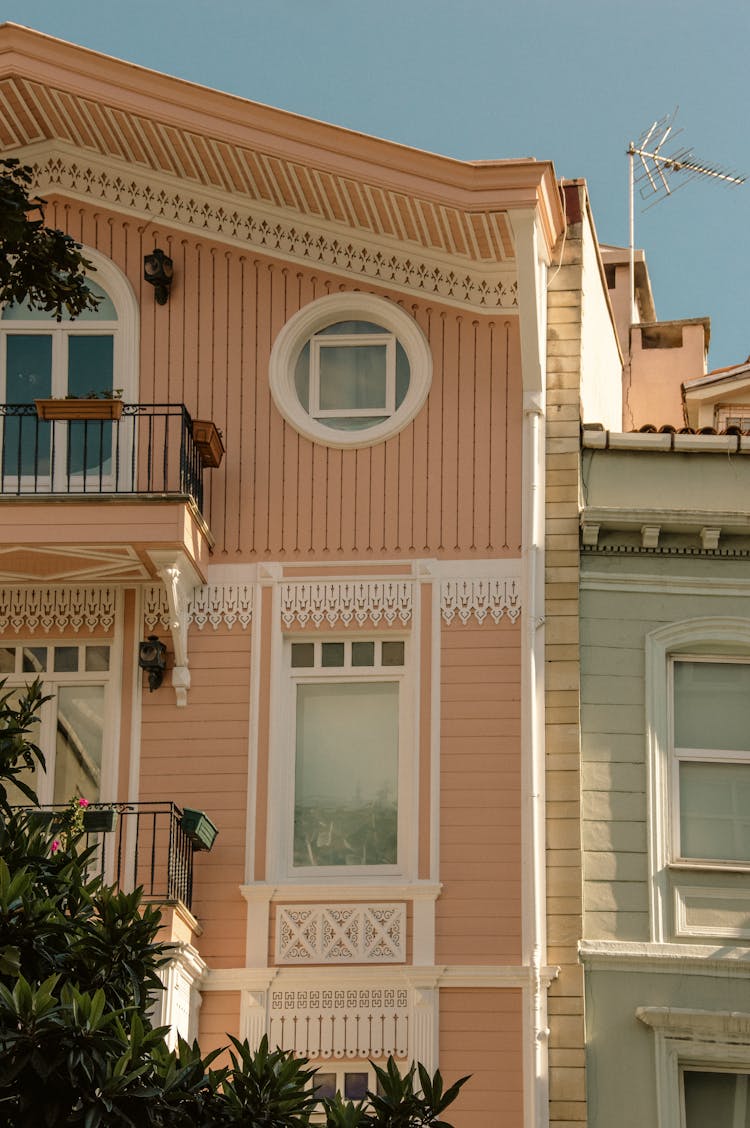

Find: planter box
<box><xmin>181</xmin><ymin>808</ymin><xmax>219</xmax><ymax>851</ymax></box>
<box><xmin>83</xmin><ymin>807</ymin><xmax>118</xmax><ymax>834</ymax></box>
<box><xmin>35</xmin><ymin>398</ymin><xmax>124</xmax><ymax>421</ymax></box>
<box><xmin>192</xmin><ymin>419</ymin><xmax>225</xmax><ymax>468</ymax></box>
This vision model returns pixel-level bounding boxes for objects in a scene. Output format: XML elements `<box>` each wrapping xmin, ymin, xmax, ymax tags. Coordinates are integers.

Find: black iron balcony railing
<box><xmin>0</xmin><ymin>404</ymin><xmax>205</xmax><ymax>511</ymax></box>
<box><xmin>29</xmin><ymin>800</ymin><xmax>197</xmax><ymax>911</ymax></box>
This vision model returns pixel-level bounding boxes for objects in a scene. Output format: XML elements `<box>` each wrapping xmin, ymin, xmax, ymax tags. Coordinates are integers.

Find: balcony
<box><xmin>31</xmin><ymin>800</ymin><xmax>214</xmax><ymax>913</ymax></box>
<box><xmin>0</xmin><ymin>404</ymin><xmax>220</xmax><ymax>586</ymax></box>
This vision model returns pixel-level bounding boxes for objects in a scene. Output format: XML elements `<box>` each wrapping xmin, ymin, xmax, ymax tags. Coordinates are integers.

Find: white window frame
<box><xmin>310</xmin><ymin>332</ymin><xmax>396</xmax><ymax>421</ymax></box>
<box><xmin>637</xmin><ymin>1006</ymin><xmax>750</xmax><ymax>1128</ymax></box>
<box><xmin>2</xmin><ymin>639</ymin><xmax>117</xmax><ymax>807</ymax></box>
<box><xmin>268</xmin><ymin>292</ymin><xmax>431</xmax><ymax>449</ymax></box>
<box><xmin>269</xmin><ymin>634</ymin><xmax>416</xmax><ymax>883</ymax></box>
<box><xmin>646</xmin><ymin>618</ymin><xmax>750</xmax><ymax>942</ymax></box>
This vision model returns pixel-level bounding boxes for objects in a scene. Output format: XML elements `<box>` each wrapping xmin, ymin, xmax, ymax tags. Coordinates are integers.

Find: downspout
<box><xmin>510</xmin><ymin>209</ymin><xmax>550</xmax><ymax>1128</ymax></box>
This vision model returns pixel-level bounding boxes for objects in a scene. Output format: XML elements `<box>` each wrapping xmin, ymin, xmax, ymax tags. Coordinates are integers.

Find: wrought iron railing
<box><xmin>30</xmin><ymin>800</ymin><xmax>196</xmax><ymax>910</ymax></box>
<box><xmin>0</xmin><ymin>404</ymin><xmax>205</xmax><ymax>511</ymax></box>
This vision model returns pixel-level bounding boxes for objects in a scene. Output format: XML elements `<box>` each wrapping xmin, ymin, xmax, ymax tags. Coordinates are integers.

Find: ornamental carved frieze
<box><xmin>0</xmin><ymin>587</ymin><xmax>117</xmax><ymax>633</ymax></box>
<box><xmin>279</xmin><ymin>581</ymin><xmax>412</xmax><ymax>628</ymax></box>
<box><xmin>440</xmin><ymin>577</ymin><xmax>521</xmax><ymax>624</ymax></box>
<box><xmin>143</xmin><ymin>583</ymin><xmax>253</xmax><ymax>631</ymax></box>
<box><xmin>32</xmin><ymin>154</ymin><xmax>518</xmax><ymax>312</ymax></box>
<box><xmin>275</xmin><ymin>904</ymin><xmax>406</xmax><ymax>965</ymax></box>
<box><xmin>268</xmin><ymin>985</ymin><xmax>410</xmax><ymax>1060</ymax></box>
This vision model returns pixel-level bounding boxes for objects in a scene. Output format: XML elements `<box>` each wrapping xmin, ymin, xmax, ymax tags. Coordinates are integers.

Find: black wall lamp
<box><xmin>138</xmin><ymin>635</ymin><xmax>167</xmax><ymax>691</ymax></box>
<box><xmin>143</xmin><ymin>248</ymin><xmax>174</xmax><ymax>305</ymax></box>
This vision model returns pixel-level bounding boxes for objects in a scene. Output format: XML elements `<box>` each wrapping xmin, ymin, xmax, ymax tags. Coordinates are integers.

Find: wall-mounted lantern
<box><xmin>138</xmin><ymin>635</ymin><xmax>167</xmax><ymax>691</ymax></box>
<box><xmin>143</xmin><ymin>248</ymin><xmax>174</xmax><ymax>305</ymax></box>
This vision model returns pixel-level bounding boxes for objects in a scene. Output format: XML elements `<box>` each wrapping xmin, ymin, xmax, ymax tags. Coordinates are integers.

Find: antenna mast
<box><xmin>627</xmin><ymin>108</ymin><xmax>745</xmax><ymax>324</ymax></box>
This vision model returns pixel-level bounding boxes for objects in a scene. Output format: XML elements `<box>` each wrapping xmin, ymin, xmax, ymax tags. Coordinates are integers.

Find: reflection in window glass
<box><xmin>54</xmin><ymin>685</ymin><xmax>105</xmax><ymax>803</ymax></box>
<box><xmin>381</xmin><ymin>641</ymin><xmax>405</xmax><ymax>667</ymax></box>
<box><xmin>321</xmin><ymin>642</ymin><xmax>345</xmax><ymax>668</ymax></box>
<box><xmin>684</xmin><ymin>1069</ymin><xmax>750</xmax><ymax>1128</ymax></box>
<box><xmin>679</xmin><ymin>761</ymin><xmax>750</xmax><ymax>862</ymax></box>
<box><xmin>22</xmin><ymin>647</ymin><xmax>47</xmax><ymax>673</ymax></box>
<box><xmin>674</xmin><ymin>661</ymin><xmax>750</xmax><ymax>751</ymax></box>
<box><xmin>314</xmin><ymin>1074</ymin><xmax>337</xmax><ymax>1101</ymax></box>
<box><xmin>291</xmin><ymin>643</ymin><xmax>315</xmax><ymax>668</ymax></box>
<box><xmin>0</xmin><ymin>648</ymin><xmax>15</xmax><ymax>674</ymax></box>
<box><xmin>352</xmin><ymin>641</ymin><xmax>375</xmax><ymax>667</ymax></box>
<box><xmin>3</xmin><ymin>335</ymin><xmax>52</xmax><ymax>477</ymax></box>
<box><xmin>294</xmin><ymin>681</ymin><xmax>398</xmax><ymax>867</ymax></box>
<box><xmin>344</xmin><ymin>1073</ymin><xmax>369</xmax><ymax>1101</ymax></box>
<box><xmin>85</xmin><ymin>645</ymin><xmax>110</xmax><ymax>672</ymax></box>
<box><xmin>3</xmin><ymin>687</ymin><xmax>39</xmax><ymax>805</ymax></box>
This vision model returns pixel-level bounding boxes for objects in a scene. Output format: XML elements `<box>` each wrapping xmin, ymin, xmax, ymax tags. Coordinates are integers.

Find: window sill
<box><xmin>669</xmin><ymin>860</ymin><xmax>750</xmax><ymax>875</ymax></box>
<box><xmin>241</xmin><ymin>881</ymin><xmax>442</xmax><ymax>903</ymax></box>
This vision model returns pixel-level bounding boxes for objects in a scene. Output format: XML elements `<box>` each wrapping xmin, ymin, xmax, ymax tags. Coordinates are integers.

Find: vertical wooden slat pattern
<box><xmin>41</xmin><ymin>198</ymin><xmax>522</xmax><ymax>562</ymax></box>
<box><xmin>437</xmin><ymin>621</ymin><xmax>522</xmax><ymax>965</ymax></box>
<box><xmin>197</xmin><ymin>991</ymin><xmax>241</xmax><ymax>1055</ymax></box>
<box><xmin>139</xmin><ymin>627</ymin><xmax>251</xmax><ymax>968</ymax></box>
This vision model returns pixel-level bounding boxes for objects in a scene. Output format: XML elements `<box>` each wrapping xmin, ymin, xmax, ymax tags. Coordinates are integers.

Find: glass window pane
<box><xmin>314</xmin><ymin>1073</ymin><xmax>337</xmax><ymax>1101</ymax></box>
<box><xmin>53</xmin><ymin>646</ymin><xmax>79</xmax><ymax>673</ymax></box>
<box><xmin>85</xmin><ymin>646</ymin><xmax>110</xmax><ymax>672</ymax></box>
<box><xmin>67</xmin><ymin>336</ymin><xmax>114</xmax><ymax>397</ymax></box>
<box><xmin>675</xmin><ymin>661</ymin><xmax>750</xmax><ymax>751</ymax></box>
<box><xmin>684</xmin><ymin>1070</ymin><xmax>748</xmax><ymax>1128</ymax></box>
<box><xmin>54</xmin><ymin>685</ymin><xmax>105</xmax><ymax>803</ymax></box>
<box><xmin>294</xmin><ymin>681</ymin><xmax>398</xmax><ymax>867</ymax></box>
<box><xmin>344</xmin><ymin>1073</ymin><xmax>369</xmax><ymax>1101</ymax></box>
<box><xmin>4</xmin><ymin>335</ymin><xmax>52</xmax><ymax>477</ymax></box>
<box><xmin>22</xmin><ymin>647</ymin><xmax>47</xmax><ymax>673</ymax></box>
<box><xmin>680</xmin><ymin>761</ymin><xmax>750</xmax><ymax>861</ymax></box>
<box><xmin>291</xmin><ymin>642</ymin><xmax>315</xmax><ymax>668</ymax></box>
<box><xmin>352</xmin><ymin>641</ymin><xmax>375</xmax><ymax>667</ymax></box>
<box><xmin>381</xmin><ymin>641</ymin><xmax>404</xmax><ymax>667</ymax></box>
<box><xmin>318</xmin><ymin>344</ymin><xmax>387</xmax><ymax>412</ymax></box>
<box><xmin>2</xmin><ymin>687</ymin><xmax>39</xmax><ymax>806</ymax></box>
<box><xmin>1</xmin><ymin>278</ymin><xmax>116</xmax><ymax>321</ymax></box>
<box><xmin>319</xmin><ymin>320</ymin><xmax>387</xmax><ymax>335</ymax></box>
<box><xmin>321</xmin><ymin>642</ymin><xmax>345</xmax><ymax>668</ymax></box>
<box><xmin>0</xmin><ymin>647</ymin><xmax>15</xmax><ymax>673</ymax></box>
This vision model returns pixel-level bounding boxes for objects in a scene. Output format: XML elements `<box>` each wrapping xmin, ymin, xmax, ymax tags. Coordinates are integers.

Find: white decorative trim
<box><xmin>279</xmin><ymin>581</ymin><xmax>412</xmax><ymax>628</ymax></box>
<box><xmin>0</xmin><ymin>586</ymin><xmax>117</xmax><ymax>632</ymax></box>
<box><xmin>30</xmin><ymin>149</ymin><xmax>519</xmax><ymax>313</ymax></box>
<box><xmin>153</xmin><ymin>942</ymin><xmax>207</xmax><ymax>1050</ymax></box>
<box><xmin>204</xmin><ymin>963</ymin><xmax>553</xmax><ymax>991</ymax></box>
<box><xmin>637</xmin><ymin>1006</ymin><xmax>750</xmax><ymax>1042</ymax></box>
<box><xmin>143</xmin><ymin>583</ymin><xmax>253</xmax><ymax>631</ymax></box>
<box><xmin>440</xmin><ymin>578</ymin><xmax>521</xmax><ymax>624</ymax></box>
<box><xmin>275</xmin><ymin>903</ymin><xmax>405</xmax><ymax>965</ymax></box>
<box><xmin>267</xmin><ymin>983</ymin><xmax>410</xmax><ymax>1060</ymax></box>
<box><xmin>673</xmin><ymin>884</ymin><xmax>750</xmax><ymax>941</ymax></box>
<box><xmin>582</xmin><ymin>571</ymin><xmax>750</xmax><ymax>596</ymax></box>
<box><xmin>579</xmin><ymin>938</ymin><xmax>750</xmax><ymax>975</ymax></box>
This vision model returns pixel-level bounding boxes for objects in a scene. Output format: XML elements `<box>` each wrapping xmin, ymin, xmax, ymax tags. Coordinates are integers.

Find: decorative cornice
<box><xmin>440</xmin><ymin>578</ymin><xmax>521</xmax><ymax>624</ymax></box>
<box><xmin>28</xmin><ymin>150</ymin><xmax>519</xmax><ymax>312</ymax></box>
<box><xmin>579</xmin><ymin>938</ymin><xmax>750</xmax><ymax>976</ymax></box>
<box><xmin>637</xmin><ymin>1006</ymin><xmax>750</xmax><ymax>1043</ymax></box>
<box><xmin>0</xmin><ymin>586</ymin><xmax>117</xmax><ymax>632</ymax></box>
<box><xmin>143</xmin><ymin>583</ymin><xmax>253</xmax><ymax>631</ymax></box>
<box><xmin>280</xmin><ymin>580</ymin><xmax>412</xmax><ymax>628</ymax></box>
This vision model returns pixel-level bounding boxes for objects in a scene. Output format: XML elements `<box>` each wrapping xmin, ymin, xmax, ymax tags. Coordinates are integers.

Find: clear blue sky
<box><xmin>4</xmin><ymin>0</ymin><xmax>748</xmax><ymax>369</ymax></box>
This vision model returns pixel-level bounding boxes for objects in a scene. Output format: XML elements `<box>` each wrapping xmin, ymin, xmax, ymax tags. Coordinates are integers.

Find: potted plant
<box><xmin>180</xmin><ymin>807</ymin><xmax>219</xmax><ymax>851</ymax></box>
<box><xmin>35</xmin><ymin>389</ymin><xmax>124</xmax><ymax>421</ymax></box>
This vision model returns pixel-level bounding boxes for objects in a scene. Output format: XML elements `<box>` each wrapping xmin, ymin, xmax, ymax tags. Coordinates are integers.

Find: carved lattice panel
<box><xmin>268</xmin><ymin>985</ymin><xmax>410</xmax><ymax>1059</ymax></box>
<box><xmin>276</xmin><ymin>904</ymin><xmax>405</xmax><ymax>965</ymax></box>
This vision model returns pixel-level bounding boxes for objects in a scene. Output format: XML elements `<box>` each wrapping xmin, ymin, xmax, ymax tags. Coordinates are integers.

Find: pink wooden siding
<box><xmin>140</xmin><ymin>626</ymin><xmax>251</xmax><ymax>968</ymax></box>
<box><xmin>439</xmin><ymin>988</ymin><xmax>524</xmax><ymax>1127</ymax></box>
<box><xmin>437</xmin><ymin>622</ymin><xmax>522</xmax><ymax>965</ymax></box>
<box><xmin>48</xmin><ymin>199</ymin><xmax>522</xmax><ymax>563</ymax></box>
<box><xmin>197</xmin><ymin>990</ymin><xmax>242</xmax><ymax>1056</ymax></box>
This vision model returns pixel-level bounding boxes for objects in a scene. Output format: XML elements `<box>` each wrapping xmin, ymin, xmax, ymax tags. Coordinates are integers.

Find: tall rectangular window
<box><xmin>288</xmin><ymin>638</ymin><xmax>405</xmax><ymax>873</ymax></box>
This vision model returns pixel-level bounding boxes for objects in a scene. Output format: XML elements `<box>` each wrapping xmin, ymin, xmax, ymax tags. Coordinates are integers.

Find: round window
<box><xmin>269</xmin><ymin>293</ymin><xmax>431</xmax><ymax>448</ymax></box>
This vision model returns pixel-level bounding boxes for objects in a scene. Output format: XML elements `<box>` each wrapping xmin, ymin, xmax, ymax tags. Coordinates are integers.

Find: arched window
<box><xmin>0</xmin><ymin>249</ymin><xmax>138</xmax><ymax>485</ymax></box>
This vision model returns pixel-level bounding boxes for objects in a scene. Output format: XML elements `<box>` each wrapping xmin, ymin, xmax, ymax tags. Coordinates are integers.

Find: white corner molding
<box><xmin>153</xmin><ymin>942</ymin><xmax>207</xmax><ymax>1050</ymax></box>
<box><xmin>275</xmin><ymin>903</ymin><xmax>406</xmax><ymax>965</ymax></box>
<box><xmin>280</xmin><ymin>581</ymin><xmax>413</xmax><ymax>628</ymax></box>
<box><xmin>0</xmin><ymin>586</ymin><xmax>118</xmax><ymax>633</ymax></box>
<box><xmin>440</xmin><ymin>577</ymin><xmax>521</xmax><ymax>625</ymax></box>
<box><xmin>143</xmin><ymin>583</ymin><xmax>254</xmax><ymax>631</ymax></box>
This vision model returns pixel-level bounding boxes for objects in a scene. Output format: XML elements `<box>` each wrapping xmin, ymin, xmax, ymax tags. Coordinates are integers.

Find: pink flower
<box><xmin>78</xmin><ymin>798</ymin><xmax>89</xmax><ymax>809</ymax></box>
<box><xmin>51</xmin><ymin>840</ymin><xmax>60</xmax><ymax>854</ymax></box>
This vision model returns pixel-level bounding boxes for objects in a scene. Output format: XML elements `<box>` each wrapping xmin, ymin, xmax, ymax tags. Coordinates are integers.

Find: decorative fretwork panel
<box><xmin>440</xmin><ymin>577</ymin><xmax>521</xmax><ymax>624</ymax></box>
<box><xmin>280</xmin><ymin>582</ymin><xmax>412</xmax><ymax>629</ymax></box>
<box><xmin>268</xmin><ymin>986</ymin><xmax>410</xmax><ymax>1060</ymax></box>
<box><xmin>143</xmin><ymin>583</ymin><xmax>253</xmax><ymax>630</ymax></box>
<box><xmin>276</xmin><ymin>904</ymin><xmax>406</xmax><ymax>965</ymax></box>
<box><xmin>0</xmin><ymin>586</ymin><xmax>117</xmax><ymax>633</ymax></box>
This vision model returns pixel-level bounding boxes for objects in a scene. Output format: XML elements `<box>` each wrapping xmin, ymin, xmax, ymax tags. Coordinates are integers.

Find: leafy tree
<box><xmin>0</xmin><ymin>158</ymin><xmax>100</xmax><ymax>320</ymax></box>
<box><xmin>0</xmin><ymin>687</ymin><xmax>469</xmax><ymax>1126</ymax></box>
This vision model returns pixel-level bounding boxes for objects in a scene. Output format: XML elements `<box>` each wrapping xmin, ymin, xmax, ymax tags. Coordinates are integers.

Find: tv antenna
<box><xmin>627</xmin><ymin>108</ymin><xmax>745</xmax><ymax>322</ymax></box>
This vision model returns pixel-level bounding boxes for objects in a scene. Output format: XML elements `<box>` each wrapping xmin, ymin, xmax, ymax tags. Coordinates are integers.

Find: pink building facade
<box><xmin>0</xmin><ymin>25</ymin><xmax>565</xmax><ymax>1125</ymax></box>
